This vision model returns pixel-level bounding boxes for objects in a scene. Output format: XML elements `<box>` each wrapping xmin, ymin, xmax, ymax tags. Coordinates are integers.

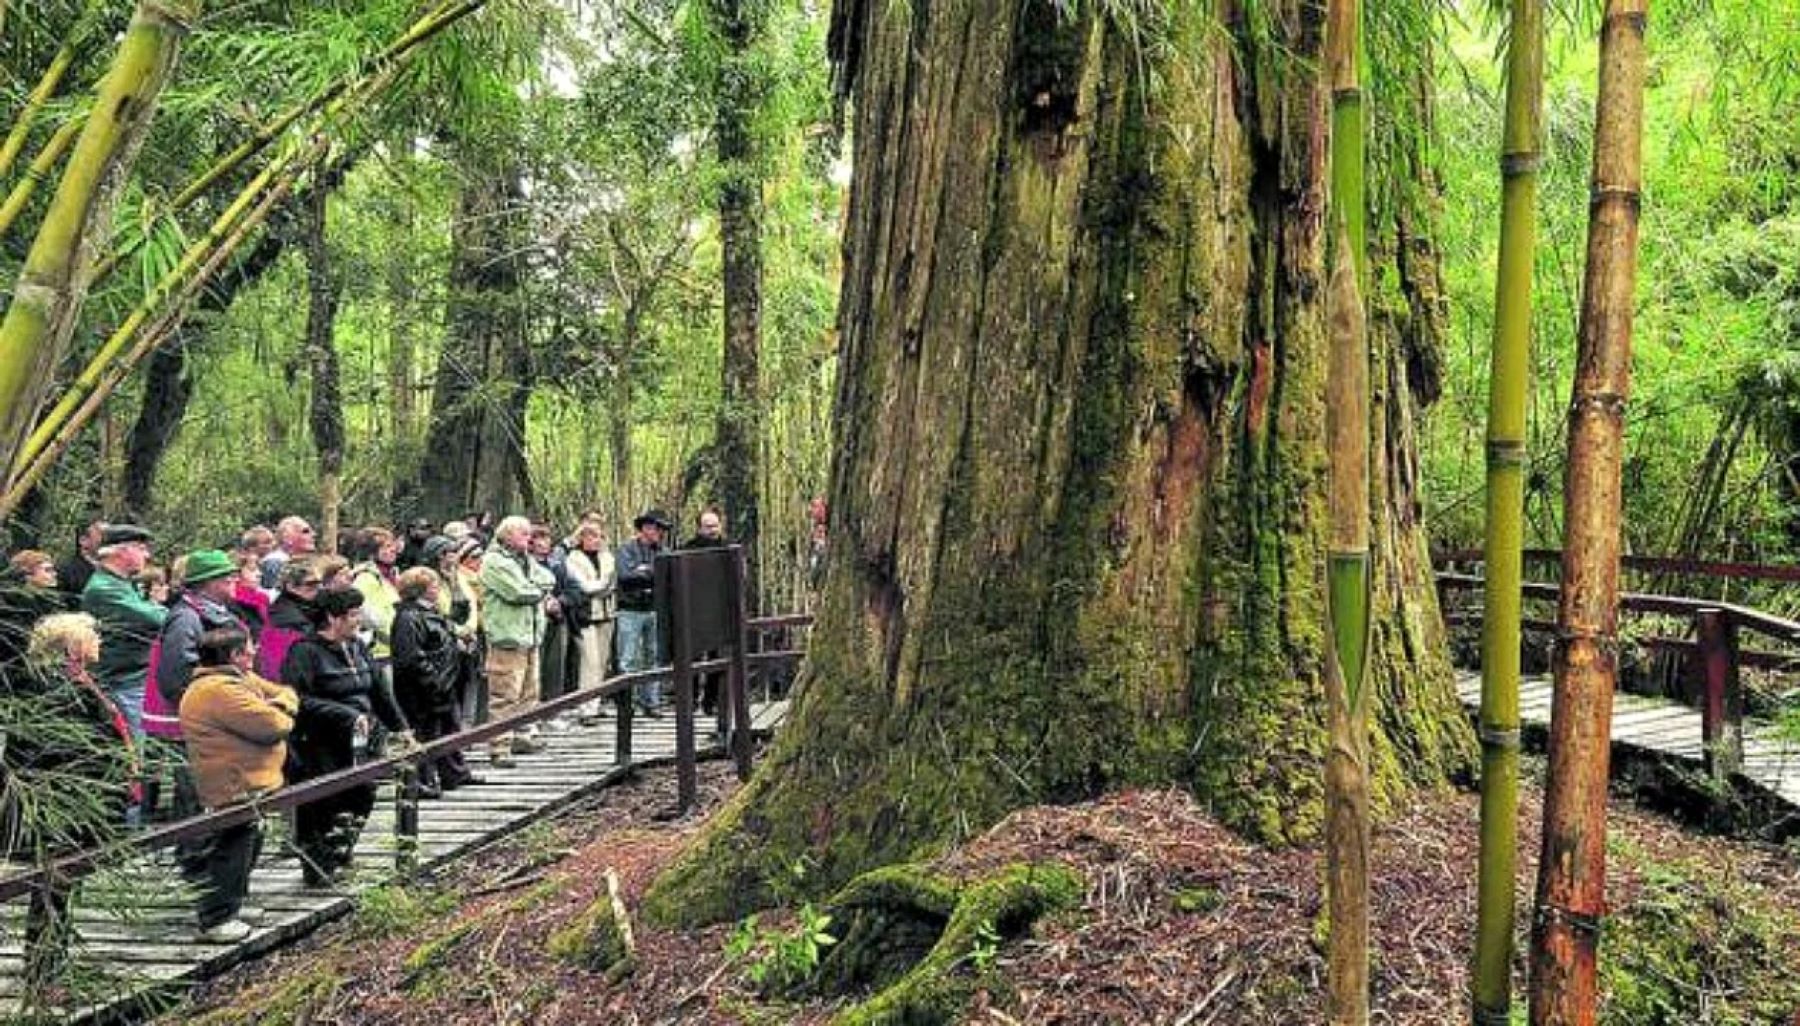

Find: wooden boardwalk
<box><xmin>0</xmin><ymin>700</ymin><xmax>789</xmax><ymax>1024</ymax></box>
<box><xmin>1454</xmin><ymin>672</ymin><xmax>1800</xmax><ymax>807</ymax></box>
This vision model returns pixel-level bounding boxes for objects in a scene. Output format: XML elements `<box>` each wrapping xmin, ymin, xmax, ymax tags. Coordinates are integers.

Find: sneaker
<box><xmin>237</xmin><ymin>905</ymin><xmax>266</xmax><ymax>925</ymax></box>
<box><xmin>198</xmin><ymin>918</ymin><xmax>253</xmax><ymax>943</ymax></box>
<box><xmin>490</xmin><ymin>751</ymin><xmax>517</xmax><ymax>768</ymax></box>
<box><xmin>512</xmin><ymin>735</ymin><xmax>546</xmax><ymax>755</ymax></box>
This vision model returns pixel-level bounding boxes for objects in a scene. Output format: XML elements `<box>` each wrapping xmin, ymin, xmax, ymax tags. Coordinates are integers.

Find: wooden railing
<box><xmin>1435</xmin><ymin>557</ymin><xmax>1800</xmax><ymax>784</ymax></box>
<box><xmin>0</xmin><ymin>613</ymin><xmax>813</xmax><ymax>906</ymax></box>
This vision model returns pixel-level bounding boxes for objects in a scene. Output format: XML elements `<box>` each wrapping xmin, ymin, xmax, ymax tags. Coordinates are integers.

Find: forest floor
<box><xmin>169</xmin><ymin>757</ymin><xmax>1800</xmax><ymax>1026</ymax></box>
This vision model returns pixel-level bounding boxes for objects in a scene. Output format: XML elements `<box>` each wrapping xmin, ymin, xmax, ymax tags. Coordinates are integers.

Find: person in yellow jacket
<box><xmin>178</xmin><ymin>627</ymin><xmax>298</xmax><ymax>942</ymax></box>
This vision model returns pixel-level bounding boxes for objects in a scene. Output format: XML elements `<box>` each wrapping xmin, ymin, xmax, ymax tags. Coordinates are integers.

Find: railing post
<box><xmin>672</xmin><ymin>624</ymin><xmax>699</xmax><ymax>815</ymax></box>
<box><xmin>614</xmin><ymin>687</ymin><xmax>634</xmax><ymax>768</ymax></box>
<box><xmin>1696</xmin><ymin>608</ymin><xmax>1744</xmax><ymax>783</ymax></box>
<box><xmin>729</xmin><ymin>548</ymin><xmax>754</xmax><ymax>780</ymax></box>
<box><xmin>394</xmin><ymin>760</ymin><xmax>420</xmax><ymax>877</ymax></box>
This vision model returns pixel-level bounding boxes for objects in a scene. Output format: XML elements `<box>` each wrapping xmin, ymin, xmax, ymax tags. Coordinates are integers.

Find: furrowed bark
<box><xmin>1473</xmin><ymin>0</ymin><xmax>1544</xmax><ymax>1020</ymax></box>
<box><xmin>645</xmin><ymin>0</ymin><xmax>1472</xmax><ymax>935</ymax></box>
<box><xmin>1528</xmin><ymin>2</ymin><xmax>1649</xmax><ymax>1024</ymax></box>
<box><xmin>1323</xmin><ymin>0</ymin><xmax>1371</xmax><ymax>1022</ymax></box>
<box><xmin>304</xmin><ymin>165</ymin><xmax>346</xmax><ymax>552</ymax></box>
<box><xmin>0</xmin><ymin>0</ymin><xmax>200</xmax><ymax>491</ymax></box>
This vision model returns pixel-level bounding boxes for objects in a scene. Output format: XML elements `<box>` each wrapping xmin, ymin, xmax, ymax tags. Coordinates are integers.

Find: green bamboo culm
<box><xmin>0</xmin><ymin>117</ymin><xmax>85</xmax><ymax>240</ymax></box>
<box><xmin>1473</xmin><ymin>0</ymin><xmax>1545</xmax><ymax>1021</ymax></box>
<box><xmin>0</xmin><ymin>0</ymin><xmax>202</xmax><ymax>482</ymax></box>
<box><xmin>1323</xmin><ymin>0</ymin><xmax>1372</xmax><ymax>1022</ymax></box>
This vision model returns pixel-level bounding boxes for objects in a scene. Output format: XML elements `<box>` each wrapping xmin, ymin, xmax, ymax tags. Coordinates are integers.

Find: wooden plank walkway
<box><xmin>1454</xmin><ymin>672</ymin><xmax>1800</xmax><ymax>807</ymax></box>
<box><xmin>0</xmin><ymin>700</ymin><xmax>790</xmax><ymax>1023</ymax></box>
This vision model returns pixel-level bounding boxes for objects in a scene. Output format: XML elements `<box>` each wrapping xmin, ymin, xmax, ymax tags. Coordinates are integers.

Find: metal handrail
<box><xmin>0</xmin><ymin>615</ymin><xmax>815</xmax><ymax>904</ymax></box>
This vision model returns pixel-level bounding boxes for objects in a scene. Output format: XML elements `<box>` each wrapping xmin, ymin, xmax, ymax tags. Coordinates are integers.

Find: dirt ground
<box><xmin>171</xmin><ymin>759</ymin><xmax>1800</xmax><ymax>1026</ymax></box>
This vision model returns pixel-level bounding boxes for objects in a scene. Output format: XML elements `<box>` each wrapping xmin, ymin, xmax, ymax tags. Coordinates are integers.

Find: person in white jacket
<box><xmin>562</xmin><ymin>520</ymin><xmax>616</xmax><ymax>724</ymax></box>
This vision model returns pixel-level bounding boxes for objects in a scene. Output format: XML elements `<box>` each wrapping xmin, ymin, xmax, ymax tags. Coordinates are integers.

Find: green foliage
<box><xmin>725</xmin><ymin>902</ymin><xmax>839</xmax><ymax>993</ymax></box>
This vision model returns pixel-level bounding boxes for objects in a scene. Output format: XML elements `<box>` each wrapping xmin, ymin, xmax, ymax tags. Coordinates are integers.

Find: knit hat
<box><xmin>183</xmin><ymin>549</ymin><xmax>235</xmax><ymax>584</ymax></box>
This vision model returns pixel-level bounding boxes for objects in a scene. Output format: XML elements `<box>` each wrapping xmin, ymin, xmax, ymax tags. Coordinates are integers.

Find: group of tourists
<box><xmin>0</xmin><ymin>504</ymin><xmax>722</xmax><ymax>954</ymax></box>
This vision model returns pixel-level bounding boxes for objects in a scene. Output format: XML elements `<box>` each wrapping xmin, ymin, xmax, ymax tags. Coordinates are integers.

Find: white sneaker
<box><xmin>198</xmin><ymin>918</ymin><xmax>253</xmax><ymax>942</ymax></box>
<box><xmin>237</xmin><ymin>905</ymin><xmax>266</xmax><ymax>925</ymax></box>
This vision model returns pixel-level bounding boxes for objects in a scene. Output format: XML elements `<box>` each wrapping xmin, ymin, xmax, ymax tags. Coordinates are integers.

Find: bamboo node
<box><xmin>1485</xmin><ymin>440</ymin><xmax>1525</xmax><ymax>467</ymax></box>
<box><xmin>140</xmin><ymin>0</ymin><xmax>199</xmax><ymax>35</ymax></box>
<box><xmin>1331</xmin><ymin>86</ymin><xmax>1363</xmax><ymax>105</ymax></box>
<box><xmin>1499</xmin><ymin>152</ymin><xmax>1543</xmax><ymax>177</ymax></box>
<box><xmin>1471</xmin><ymin>1002</ymin><xmax>1513</xmax><ymax>1026</ymax></box>
<box><xmin>1478</xmin><ymin>725</ymin><xmax>1521</xmax><ymax>750</ymax></box>
<box><xmin>1588</xmin><ymin>185</ymin><xmax>1642</xmax><ymax>215</ymax></box>
<box><xmin>1534</xmin><ymin>902</ymin><xmax>1603</xmax><ymax>938</ymax></box>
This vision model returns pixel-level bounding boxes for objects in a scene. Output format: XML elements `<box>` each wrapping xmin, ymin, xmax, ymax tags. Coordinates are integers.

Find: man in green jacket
<box><xmin>80</xmin><ymin>524</ymin><xmax>165</xmax><ymax>740</ymax></box>
<box><xmin>479</xmin><ymin>515</ymin><xmax>560</xmax><ymax>766</ymax></box>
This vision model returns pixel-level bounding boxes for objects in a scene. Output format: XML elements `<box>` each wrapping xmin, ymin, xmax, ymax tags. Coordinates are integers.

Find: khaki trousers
<box><xmin>485</xmin><ymin>645</ymin><xmax>540</xmax><ymax>753</ymax></box>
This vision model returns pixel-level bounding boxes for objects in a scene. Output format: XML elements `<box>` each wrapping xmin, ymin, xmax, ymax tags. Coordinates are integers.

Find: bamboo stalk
<box><xmin>0</xmin><ymin>10</ymin><xmax>83</xmax><ymax>181</ymax></box>
<box><xmin>1528</xmin><ymin>2</ymin><xmax>1651</xmax><ymax>1024</ymax></box>
<box><xmin>1323</xmin><ymin>0</ymin><xmax>1370</xmax><ymax>1023</ymax></box>
<box><xmin>1472</xmin><ymin>0</ymin><xmax>1544</xmax><ymax>1021</ymax></box>
<box><xmin>0</xmin><ymin>116</ymin><xmax>84</xmax><ymax>239</ymax></box>
<box><xmin>0</xmin><ymin>165</ymin><xmax>298</xmax><ymax>519</ymax></box>
<box><xmin>0</xmin><ymin>0</ymin><xmax>201</xmax><ymax>485</ymax></box>
<box><xmin>89</xmin><ymin>0</ymin><xmax>486</xmax><ymax>285</ymax></box>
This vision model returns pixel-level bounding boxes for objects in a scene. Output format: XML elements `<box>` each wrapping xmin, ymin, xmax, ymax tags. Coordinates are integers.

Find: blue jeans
<box><xmin>616</xmin><ymin>610</ymin><xmax>664</xmax><ymax>709</ymax></box>
<box><xmin>108</xmin><ymin>680</ymin><xmax>146</xmax><ymax>740</ymax></box>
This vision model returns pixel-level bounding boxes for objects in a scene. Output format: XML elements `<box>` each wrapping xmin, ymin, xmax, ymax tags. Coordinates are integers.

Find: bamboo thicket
<box><xmin>1529</xmin><ymin>1</ymin><xmax>1651</xmax><ymax>1024</ymax></box>
<box><xmin>1324</xmin><ymin>0</ymin><xmax>1372</xmax><ymax>1022</ymax></box>
<box><xmin>0</xmin><ymin>0</ymin><xmax>200</xmax><ymax>487</ymax></box>
<box><xmin>1472</xmin><ymin>0</ymin><xmax>1545</xmax><ymax>1020</ymax></box>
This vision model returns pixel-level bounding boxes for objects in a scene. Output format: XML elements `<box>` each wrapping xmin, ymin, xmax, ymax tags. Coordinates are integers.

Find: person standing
<box><xmin>478</xmin><ymin>516</ymin><xmax>558</xmax><ymax>766</ymax></box>
<box><xmin>533</xmin><ymin>524</ymin><xmax>575</xmax><ymax>723</ymax></box>
<box><xmin>280</xmin><ymin>588</ymin><xmax>412</xmax><ymax>886</ymax></box>
<box><xmin>56</xmin><ymin>518</ymin><xmax>105</xmax><ymax>608</ymax></box>
<box><xmin>613</xmin><ymin>509</ymin><xmax>671</xmax><ymax>716</ymax></box>
<box><xmin>80</xmin><ymin>525</ymin><xmax>166</xmax><ymax>741</ymax></box>
<box><xmin>179</xmin><ymin>627</ymin><xmax>297</xmax><ymax>941</ymax></box>
<box><xmin>681</xmin><ymin>508</ymin><xmax>730</xmax><ymax>716</ymax></box>
<box><xmin>391</xmin><ymin>567</ymin><xmax>479</xmax><ymax>794</ymax></box>
<box><xmin>563</xmin><ymin>521</ymin><xmax>616</xmax><ymax>725</ymax></box>
<box><xmin>396</xmin><ymin>518</ymin><xmax>436</xmax><ymax>571</ymax></box>
<box><xmin>258</xmin><ymin>516</ymin><xmax>317</xmax><ymax>590</ymax></box>
<box><xmin>2</xmin><ymin>551</ymin><xmax>65</xmax><ymax>668</ymax></box>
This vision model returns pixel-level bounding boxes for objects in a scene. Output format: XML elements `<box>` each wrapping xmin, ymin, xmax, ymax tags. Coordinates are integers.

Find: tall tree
<box><xmin>304</xmin><ymin>165</ymin><xmax>347</xmax><ymax>552</ymax></box>
<box><xmin>1473</xmin><ymin>0</ymin><xmax>1545</xmax><ymax>1019</ymax></box>
<box><xmin>417</xmin><ymin>160</ymin><xmax>530</xmax><ymax>521</ymax></box>
<box><xmin>710</xmin><ymin>0</ymin><xmax>765</xmax><ymax>589</ymax></box>
<box><xmin>1529</xmin><ymin>0</ymin><xmax>1651</xmax><ymax>1023</ymax></box>
<box><xmin>647</xmin><ymin>0</ymin><xmax>1474</xmax><ymax>926</ymax></box>
<box><xmin>0</xmin><ymin>0</ymin><xmax>200</xmax><ymax>479</ymax></box>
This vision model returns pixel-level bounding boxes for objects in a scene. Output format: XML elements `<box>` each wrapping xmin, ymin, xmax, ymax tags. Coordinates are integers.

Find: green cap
<box><xmin>184</xmin><ymin>549</ymin><xmax>235</xmax><ymax>584</ymax></box>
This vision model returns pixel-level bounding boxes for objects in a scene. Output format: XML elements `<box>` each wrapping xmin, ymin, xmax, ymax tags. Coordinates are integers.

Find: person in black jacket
<box><xmin>280</xmin><ymin>588</ymin><xmax>413</xmax><ymax>887</ymax></box>
<box><xmin>681</xmin><ymin>508</ymin><xmax>729</xmax><ymax>716</ymax></box>
<box><xmin>390</xmin><ymin>568</ymin><xmax>478</xmax><ymax>796</ymax></box>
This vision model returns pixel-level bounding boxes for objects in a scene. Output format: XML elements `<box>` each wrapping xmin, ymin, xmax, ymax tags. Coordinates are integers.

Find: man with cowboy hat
<box><xmin>613</xmin><ymin>508</ymin><xmax>672</xmax><ymax>716</ymax></box>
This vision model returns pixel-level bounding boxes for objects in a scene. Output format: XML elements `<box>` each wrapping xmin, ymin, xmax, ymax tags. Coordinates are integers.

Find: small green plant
<box><xmin>723</xmin><ymin>903</ymin><xmax>838</xmax><ymax>993</ymax></box>
<box><xmin>967</xmin><ymin>919</ymin><xmax>1001</xmax><ymax>974</ymax></box>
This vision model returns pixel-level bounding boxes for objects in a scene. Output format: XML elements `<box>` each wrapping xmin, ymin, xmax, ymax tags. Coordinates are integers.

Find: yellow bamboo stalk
<box><xmin>0</xmin><ymin>165</ymin><xmax>299</xmax><ymax>519</ymax></box>
<box><xmin>0</xmin><ymin>116</ymin><xmax>84</xmax><ymax>239</ymax></box>
<box><xmin>88</xmin><ymin>0</ymin><xmax>485</xmax><ymax>286</ymax></box>
<box><xmin>0</xmin><ymin>0</ymin><xmax>201</xmax><ymax>482</ymax></box>
<box><xmin>0</xmin><ymin>14</ymin><xmax>82</xmax><ymax>180</ymax></box>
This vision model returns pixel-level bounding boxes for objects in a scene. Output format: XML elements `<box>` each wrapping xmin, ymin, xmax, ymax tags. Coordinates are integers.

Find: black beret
<box><xmin>100</xmin><ymin>524</ymin><xmax>152</xmax><ymax>546</ymax></box>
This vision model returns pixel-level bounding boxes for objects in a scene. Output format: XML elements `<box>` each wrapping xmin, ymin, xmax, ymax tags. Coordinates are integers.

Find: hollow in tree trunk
<box><xmin>647</xmin><ymin>0</ymin><xmax>1474</xmax><ymax>925</ymax></box>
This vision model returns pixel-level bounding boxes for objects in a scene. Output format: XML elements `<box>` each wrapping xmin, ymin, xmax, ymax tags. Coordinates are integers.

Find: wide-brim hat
<box><xmin>183</xmin><ymin>549</ymin><xmax>235</xmax><ymax>584</ymax></box>
<box><xmin>633</xmin><ymin>508</ymin><xmax>674</xmax><ymax>530</ymax></box>
<box><xmin>100</xmin><ymin>524</ymin><xmax>152</xmax><ymax>546</ymax></box>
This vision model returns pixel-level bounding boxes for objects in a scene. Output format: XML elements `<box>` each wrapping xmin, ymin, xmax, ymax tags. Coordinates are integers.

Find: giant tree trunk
<box><xmin>648</xmin><ymin>0</ymin><xmax>1473</xmax><ymax>924</ymax></box>
<box><xmin>712</xmin><ymin>0</ymin><xmax>763</xmax><ymax>594</ymax></box>
<box><xmin>304</xmin><ymin>169</ymin><xmax>345</xmax><ymax>552</ymax></box>
<box><xmin>417</xmin><ymin>162</ymin><xmax>529</xmax><ymax>522</ymax></box>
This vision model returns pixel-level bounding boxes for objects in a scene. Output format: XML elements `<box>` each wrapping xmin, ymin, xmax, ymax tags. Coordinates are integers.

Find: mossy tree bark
<box><xmin>648</xmin><ymin>0</ymin><xmax>1474</xmax><ymax>924</ymax></box>
<box><xmin>303</xmin><ymin>165</ymin><xmax>346</xmax><ymax>552</ymax></box>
